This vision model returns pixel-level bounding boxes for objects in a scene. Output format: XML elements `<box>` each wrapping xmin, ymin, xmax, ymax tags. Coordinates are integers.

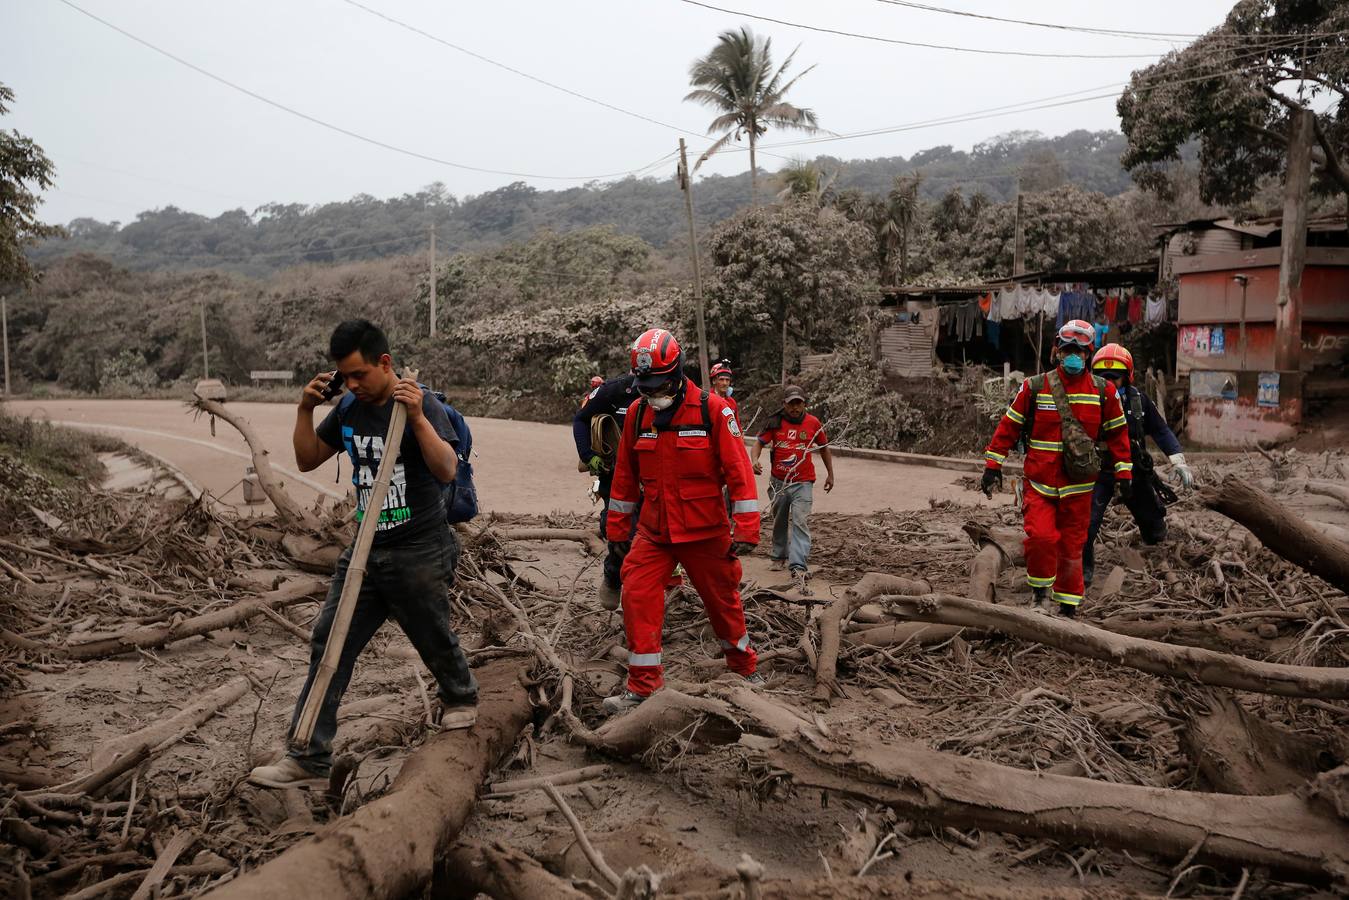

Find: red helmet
<box><xmin>1092</xmin><ymin>343</ymin><xmax>1134</xmax><ymax>379</ymax></box>
<box><xmin>710</xmin><ymin>360</ymin><xmax>733</xmax><ymax>381</ymax></box>
<box><xmin>589</xmin><ymin>375</ymin><xmax>604</xmax><ymax>388</ymax></box>
<box><xmin>1057</xmin><ymin>319</ymin><xmax>1095</xmax><ymax>350</ymax></box>
<box><xmin>629</xmin><ymin>328</ymin><xmax>683</xmax><ymax>389</ymax></box>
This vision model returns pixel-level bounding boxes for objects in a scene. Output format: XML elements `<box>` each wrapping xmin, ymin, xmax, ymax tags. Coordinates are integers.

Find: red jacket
<box><xmin>984</xmin><ymin>367</ymin><xmax>1132</xmax><ymax>498</ymax></box>
<box><xmin>606</xmin><ymin>379</ymin><xmax>760</xmax><ymax>545</ymax></box>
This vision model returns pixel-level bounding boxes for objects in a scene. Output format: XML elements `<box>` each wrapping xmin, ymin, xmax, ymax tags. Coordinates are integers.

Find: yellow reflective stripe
<box><xmin>1102</xmin><ymin>414</ymin><xmax>1126</xmax><ymax>431</ymax></box>
<box><xmin>985</xmin><ymin>450</ymin><xmax>1006</xmax><ymax>463</ymax></box>
<box><xmin>1027</xmin><ymin>439</ymin><xmax>1063</xmax><ymax>451</ymax></box>
<box><xmin>1027</xmin><ymin>574</ymin><xmax>1056</xmax><ymax>587</ymax></box>
<box><xmin>1005</xmin><ymin>408</ymin><xmax>1025</xmax><ymax>424</ymax></box>
<box><xmin>1114</xmin><ymin>461</ymin><xmax>1134</xmax><ymax>473</ymax></box>
<box><xmin>1028</xmin><ymin>479</ymin><xmax>1060</xmax><ymax>498</ymax></box>
<box><xmin>1065</xmin><ymin>393</ymin><xmax>1101</xmax><ymax>404</ymax></box>
<box><xmin>1058</xmin><ymin>482</ymin><xmax>1097</xmax><ymax>497</ymax></box>
<box><xmin>1053</xmin><ymin>591</ymin><xmax>1083</xmax><ymax>606</ymax></box>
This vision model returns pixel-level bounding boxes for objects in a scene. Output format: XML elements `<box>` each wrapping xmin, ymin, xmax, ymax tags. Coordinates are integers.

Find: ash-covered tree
<box><xmin>1</xmin><ymin>83</ymin><xmax>62</xmax><ymax>285</ymax></box>
<box><xmin>1118</xmin><ymin>0</ymin><xmax>1349</xmax><ymax>208</ymax></box>
<box><xmin>705</xmin><ymin>201</ymin><xmax>875</xmax><ymax>384</ymax></box>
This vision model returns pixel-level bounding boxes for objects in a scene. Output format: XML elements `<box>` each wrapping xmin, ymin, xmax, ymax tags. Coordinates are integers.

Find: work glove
<box><xmin>587</xmin><ymin>454</ymin><xmax>607</xmax><ymax>476</ymax></box>
<box><xmin>1116</xmin><ymin>479</ymin><xmax>1134</xmax><ymax>503</ymax></box>
<box><xmin>607</xmin><ymin>540</ymin><xmax>631</xmax><ymax>558</ymax></box>
<box><xmin>980</xmin><ymin>468</ymin><xmax>1003</xmax><ymax>499</ymax></box>
<box><xmin>731</xmin><ymin>541</ymin><xmax>756</xmax><ymax>557</ymax></box>
<box><xmin>1168</xmin><ymin>453</ymin><xmax>1194</xmax><ymax>490</ymax></box>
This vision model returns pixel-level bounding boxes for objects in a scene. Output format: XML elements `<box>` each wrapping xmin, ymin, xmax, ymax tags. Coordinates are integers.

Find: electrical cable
<box><xmin>55</xmin><ymin>0</ymin><xmax>679</xmax><ymax>182</ymax></box>
<box><xmin>870</xmin><ymin>1</ymin><xmax>1349</xmax><ymax>48</ymax></box>
<box><xmin>675</xmin><ymin>0</ymin><xmax>1162</xmax><ymax>59</ymax></box>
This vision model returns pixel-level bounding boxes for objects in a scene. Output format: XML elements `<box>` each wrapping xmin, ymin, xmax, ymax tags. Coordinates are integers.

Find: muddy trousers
<box><xmin>1023</xmin><ymin>488</ymin><xmax>1093</xmax><ymax>607</ymax></box>
<box><xmin>598</xmin><ymin>490</ymin><xmax>638</xmax><ymax>590</ymax></box>
<box><xmin>1082</xmin><ymin>473</ymin><xmax>1168</xmax><ymax>585</ymax></box>
<box><xmin>620</xmin><ymin>532</ymin><xmax>757</xmax><ymax>695</ymax></box>
<box><xmin>287</xmin><ymin>525</ymin><xmax>476</xmax><ymax>775</ymax></box>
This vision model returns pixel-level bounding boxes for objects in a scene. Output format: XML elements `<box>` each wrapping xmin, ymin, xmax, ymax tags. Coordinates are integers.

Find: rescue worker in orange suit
<box><xmin>981</xmin><ymin>320</ymin><xmax>1133</xmax><ymax>616</ymax></box>
<box><xmin>602</xmin><ymin>329</ymin><xmax>764</xmax><ymax>714</ymax></box>
<box><xmin>709</xmin><ymin>360</ymin><xmax>740</xmax><ymax>428</ymax></box>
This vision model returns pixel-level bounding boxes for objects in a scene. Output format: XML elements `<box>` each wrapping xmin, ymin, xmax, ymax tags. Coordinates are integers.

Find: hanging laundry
<box><xmin>1055</xmin><ymin>290</ymin><xmax>1095</xmax><ymax>330</ymax></box>
<box><xmin>1103</xmin><ymin>293</ymin><xmax>1119</xmax><ymax>322</ymax></box>
<box><xmin>987</xmin><ymin>291</ymin><xmax>1002</xmax><ymax>323</ymax></box>
<box><xmin>1127</xmin><ymin>294</ymin><xmax>1144</xmax><ymax>324</ymax></box>
<box><xmin>985</xmin><ymin>319</ymin><xmax>1001</xmax><ymax>347</ymax></box>
<box><xmin>978</xmin><ymin>292</ymin><xmax>992</xmax><ymax>317</ymax></box>
<box><xmin>1145</xmin><ymin>294</ymin><xmax>1167</xmax><ymax>323</ymax></box>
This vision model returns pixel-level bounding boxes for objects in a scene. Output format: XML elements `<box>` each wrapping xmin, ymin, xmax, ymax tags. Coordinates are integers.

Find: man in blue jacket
<box><xmin>573</xmin><ymin>372</ymin><xmax>639</xmax><ymax>609</ymax></box>
<box><xmin>1084</xmin><ymin>344</ymin><xmax>1194</xmax><ymax>586</ymax></box>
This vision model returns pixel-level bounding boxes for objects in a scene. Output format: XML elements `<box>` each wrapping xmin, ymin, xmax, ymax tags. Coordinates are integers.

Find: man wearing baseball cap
<box><xmin>751</xmin><ymin>385</ymin><xmax>835</xmax><ymax>593</ymax></box>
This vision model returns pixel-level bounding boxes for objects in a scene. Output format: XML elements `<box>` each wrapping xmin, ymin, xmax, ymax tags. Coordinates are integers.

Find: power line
<box><xmin>870</xmin><ymin>1</ymin><xmax>1349</xmax><ymax>47</ymax></box>
<box><xmin>746</xmin><ymin>33</ymin><xmax>1319</xmax><ymax>153</ymax></box>
<box><xmin>340</xmin><ymin>0</ymin><xmax>697</xmax><ymax>136</ymax></box>
<box><xmin>869</xmin><ymin>0</ymin><xmax>1199</xmax><ymax>41</ymax></box>
<box><xmin>675</xmin><ymin>0</ymin><xmax>1162</xmax><ymax>59</ymax></box>
<box><xmin>338</xmin><ymin>0</ymin><xmax>797</xmax><ymax>165</ymax></box>
<box><xmin>55</xmin><ymin>0</ymin><xmax>677</xmax><ymax>182</ymax></box>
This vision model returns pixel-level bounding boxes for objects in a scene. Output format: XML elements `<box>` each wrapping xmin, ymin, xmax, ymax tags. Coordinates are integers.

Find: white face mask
<box><xmin>647</xmin><ymin>395</ymin><xmax>675</xmax><ymax>410</ymax></box>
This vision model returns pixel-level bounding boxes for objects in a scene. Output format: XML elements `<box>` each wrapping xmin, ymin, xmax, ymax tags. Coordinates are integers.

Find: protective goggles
<box><xmin>1056</xmin><ymin>340</ymin><xmax>1089</xmax><ymax>355</ymax></box>
<box><xmin>636</xmin><ymin>376</ymin><xmax>679</xmax><ymax>398</ymax></box>
<box><xmin>1057</xmin><ymin>324</ymin><xmax>1095</xmax><ymax>347</ymax></box>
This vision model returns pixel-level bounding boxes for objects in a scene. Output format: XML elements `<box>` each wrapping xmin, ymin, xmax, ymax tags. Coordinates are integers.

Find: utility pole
<box><xmin>2</xmin><ymin>296</ymin><xmax>10</xmax><ymax>397</ymax></box>
<box><xmin>199</xmin><ymin>302</ymin><xmax>210</xmax><ymax>379</ymax></box>
<box><xmin>1013</xmin><ymin>187</ymin><xmax>1026</xmax><ymax>277</ymax></box>
<box><xmin>677</xmin><ymin>139</ymin><xmax>710</xmax><ymax>387</ymax></box>
<box><xmin>429</xmin><ymin>221</ymin><xmax>438</xmax><ymax>339</ymax></box>
<box><xmin>1274</xmin><ymin>108</ymin><xmax>1312</xmax><ymax>372</ymax></box>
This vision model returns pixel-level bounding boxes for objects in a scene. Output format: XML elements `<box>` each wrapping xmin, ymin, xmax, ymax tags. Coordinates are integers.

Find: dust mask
<box><xmin>1061</xmin><ymin>355</ymin><xmax>1086</xmax><ymax>375</ymax></box>
<box><xmin>647</xmin><ymin>396</ymin><xmax>674</xmax><ymax>410</ymax></box>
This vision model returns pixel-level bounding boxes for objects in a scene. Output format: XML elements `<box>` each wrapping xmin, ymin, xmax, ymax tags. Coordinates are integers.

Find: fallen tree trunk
<box><xmin>61</xmin><ymin>576</ymin><xmax>326</xmax><ymax>661</ymax></box>
<box><xmin>763</xmin><ymin>736</ymin><xmax>1349</xmax><ymax>883</ymax></box>
<box><xmin>192</xmin><ymin>395</ymin><xmax>316</xmax><ymax>528</ymax></box>
<box><xmin>90</xmin><ymin>674</ymin><xmax>258</xmax><ymax>771</ymax></box>
<box><xmin>1204</xmin><ymin>476</ymin><xmax>1349</xmax><ymax>594</ymax></box>
<box><xmin>493</xmin><ymin>528</ymin><xmax>605</xmax><ymax>557</ymax></box>
<box><xmin>1097</xmin><ymin>616</ymin><xmax>1276</xmax><ymax>658</ymax></box>
<box><xmin>433</xmin><ymin>840</ymin><xmax>589</xmax><ymax>900</ymax></box>
<box><xmin>813</xmin><ymin>574</ymin><xmax>930</xmax><ymax>701</ymax></box>
<box><xmin>1176</xmin><ymin>688</ymin><xmax>1341</xmax><ymax>795</ymax></box>
<box><xmin>205</xmin><ymin>659</ymin><xmax>532</xmax><ymax>900</ymax></box>
<box><xmin>1306</xmin><ymin>480</ymin><xmax>1349</xmax><ymax>510</ymax></box>
<box><xmin>673</xmin><ymin>874</ymin><xmax>1157</xmax><ymax>899</ymax></box>
<box><xmin>963</xmin><ymin>522</ymin><xmax>1024</xmax><ymax>604</ymax></box>
<box><xmin>879</xmin><ymin>593</ymin><xmax>1349</xmax><ymax>700</ymax></box>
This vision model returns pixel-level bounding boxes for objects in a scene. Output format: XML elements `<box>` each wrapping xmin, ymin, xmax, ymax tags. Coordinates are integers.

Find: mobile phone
<box><xmin>320</xmin><ymin>371</ymin><xmax>344</xmax><ymax>402</ymax></box>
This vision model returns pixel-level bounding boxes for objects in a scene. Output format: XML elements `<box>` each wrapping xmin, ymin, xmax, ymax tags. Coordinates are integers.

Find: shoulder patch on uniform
<box><xmin>588</xmin><ymin>388</ymin><xmax>600</xmax><ymax>400</ymax></box>
<box><xmin>726</xmin><ymin>416</ymin><xmax>742</xmax><ymax>437</ymax></box>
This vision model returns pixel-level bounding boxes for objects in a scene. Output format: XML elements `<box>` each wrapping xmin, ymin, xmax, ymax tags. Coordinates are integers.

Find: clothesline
<box><xmin>935</xmin><ymin>282</ymin><xmax>1171</xmax><ymax>349</ymax></box>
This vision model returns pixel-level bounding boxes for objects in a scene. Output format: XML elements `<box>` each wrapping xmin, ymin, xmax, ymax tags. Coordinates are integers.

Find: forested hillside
<box><xmin>29</xmin><ymin>129</ymin><xmax>1144</xmax><ymax>276</ymax></box>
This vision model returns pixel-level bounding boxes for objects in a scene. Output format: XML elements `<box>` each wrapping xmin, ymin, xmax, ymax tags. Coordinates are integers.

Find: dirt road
<box><xmin>3</xmin><ymin>399</ymin><xmax>981</xmax><ymax>516</ymax></box>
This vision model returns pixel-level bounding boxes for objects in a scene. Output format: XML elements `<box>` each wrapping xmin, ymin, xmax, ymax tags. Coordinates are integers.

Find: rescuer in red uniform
<box><xmin>981</xmin><ymin>320</ymin><xmax>1134</xmax><ymax>616</ymax></box>
<box><xmin>709</xmin><ymin>359</ymin><xmax>740</xmax><ymax>428</ymax></box>
<box><xmin>602</xmin><ymin>329</ymin><xmax>763</xmax><ymax>714</ymax></box>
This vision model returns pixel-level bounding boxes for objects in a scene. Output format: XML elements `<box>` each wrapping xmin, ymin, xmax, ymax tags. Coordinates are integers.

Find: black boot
<box><xmin>1058</xmin><ymin>602</ymin><xmax>1077</xmax><ymax>618</ymax></box>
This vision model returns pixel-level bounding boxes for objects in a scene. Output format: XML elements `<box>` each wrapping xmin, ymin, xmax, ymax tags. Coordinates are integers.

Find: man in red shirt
<box><xmin>981</xmin><ymin>320</ymin><xmax>1133</xmax><ymax>616</ymax></box>
<box><xmin>751</xmin><ymin>385</ymin><xmax>835</xmax><ymax>592</ymax></box>
<box><xmin>603</xmin><ymin>329</ymin><xmax>763</xmax><ymax>714</ymax></box>
<box><xmin>710</xmin><ymin>360</ymin><xmax>739</xmax><ymax>428</ymax></box>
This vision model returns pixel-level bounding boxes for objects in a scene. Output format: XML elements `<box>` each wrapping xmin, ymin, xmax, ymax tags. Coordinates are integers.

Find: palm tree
<box><xmin>866</xmin><ymin>174</ymin><xmax>922</xmax><ymax>284</ymax></box>
<box><xmin>774</xmin><ymin>159</ymin><xmax>839</xmax><ymax>206</ymax></box>
<box><xmin>685</xmin><ymin>28</ymin><xmax>821</xmax><ymax>205</ymax></box>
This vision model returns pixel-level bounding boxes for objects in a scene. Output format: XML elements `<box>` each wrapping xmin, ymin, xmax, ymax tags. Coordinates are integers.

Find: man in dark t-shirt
<box><xmin>248</xmin><ymin>319</ymin><xmax>477</xmax><ymax>790</ymax></box>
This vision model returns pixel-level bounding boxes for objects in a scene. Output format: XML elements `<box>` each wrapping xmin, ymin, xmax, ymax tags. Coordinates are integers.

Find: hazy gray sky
<box><xmin>6</xmin><ymin>0</ymin><xmax>1237</xmax><ymax>225</ymax></box>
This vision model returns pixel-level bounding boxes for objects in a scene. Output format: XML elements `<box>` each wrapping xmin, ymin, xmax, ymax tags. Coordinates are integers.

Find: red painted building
<box><xmin>1169</xmin><ymin>217</ymin><xmax>1349</xmax><ymax>446</ymax></box>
